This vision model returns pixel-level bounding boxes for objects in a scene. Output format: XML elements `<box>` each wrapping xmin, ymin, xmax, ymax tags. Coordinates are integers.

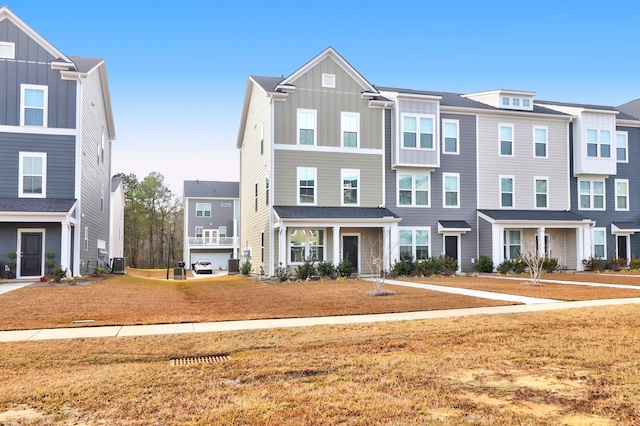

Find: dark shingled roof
<box><xmin>438</xmin><ymin>220</ymin><xmax>471</xmax><ymax>229</ymax></box>
<box><xmin>251</xmin><ymin>75</ymin><xmax>284</xmax><ymax>92</ymax></box>
<box><xmin>0</xmin><ymin>198</ymin><xmax>76</xmax><ymax>213</ymax></box>
<box><xmin>617</xmin><ymin>98</ymin><xmax>640</xmax><ymax>120</ymax></box>
<box><xmin>612</xmin><ymin>222</ymin><xmax>640</xmax><ymax>230</ymax></box>
<box><xmin>274</xmin><ymin>206</ymin><xmax>400</xmax><ymax>220</ymax></box>
<box><xmin>537</xmin><ymin>99</ymin><xmax>640</xmax><ymax>121</ymax></box>
<box><xmin>478</xmin><ymin>209</ymin><xmax>587</xmax><ymax>222</ymax></box>
<box><xmin>183</xmin><ymin>181</ymin><xmax>239</xmax><ymax>198</ymax></box>
<box><xmin>67</xmin><ymin>56</ymin><xmax>104</xmax><ymax>73</ymax></box>
<box><xmin>111</xmin><ymin>177</ymin><xmax>122</xmax><ymax>192</ymax></box>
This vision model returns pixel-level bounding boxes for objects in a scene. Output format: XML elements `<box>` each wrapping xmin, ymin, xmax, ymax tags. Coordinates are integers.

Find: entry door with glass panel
<box><xmin>342</xmin><ymin>236</ymin><xmax>359</xmax><ymax>271</ymax></box>
<box><xmin>204</xmin><ymin>229</ymin><xmax>218</xmax><ymax>245</ymax></box>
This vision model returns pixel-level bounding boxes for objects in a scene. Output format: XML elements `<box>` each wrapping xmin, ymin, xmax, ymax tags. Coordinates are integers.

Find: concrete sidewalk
<box><xmin>0</xmin><ymin>281</ymin><xmax>35</xmax><ymax>295</ymax></box>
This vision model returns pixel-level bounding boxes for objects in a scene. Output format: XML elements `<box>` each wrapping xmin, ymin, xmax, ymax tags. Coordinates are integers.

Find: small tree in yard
<box><xmin>364</xmin><ymin>233</ymin><xmax>396</xmax><ymax>296</ymax></box>
<box><xmin>519</xmin><ymin>232</ymin><xmax>560</xmax><ymax>286</ymax></box>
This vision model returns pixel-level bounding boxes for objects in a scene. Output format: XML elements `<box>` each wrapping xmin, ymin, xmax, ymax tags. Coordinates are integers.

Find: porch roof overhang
<box><xmin>438</xmin><ymin>220</ymin><xmax>471</xmax><ymax>233</ymax></box>
<box><xmin>611</xmin><ymin>222</ymin><xmax>640</xmax><ymax>234</ymax></box>
<box><xmin>273</xmin><ymin>206</ymin><xmax>401</xmax><ymax>228</ymax></box>
<box><xmin>0</xmin><ymin>198</ymin><xmax>77</xmax><ymax>223</ymax></box>
<box><xmin>477</xmin><ymin>209</ymin><xmax>593</xmax><ymax>228</ymax></box>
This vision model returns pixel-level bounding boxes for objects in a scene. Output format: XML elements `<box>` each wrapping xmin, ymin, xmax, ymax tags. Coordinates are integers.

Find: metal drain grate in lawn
<box><xmin>170</xmin><ymin>355</ymin><xmax>229</xmax><ymax>366</ymax></box>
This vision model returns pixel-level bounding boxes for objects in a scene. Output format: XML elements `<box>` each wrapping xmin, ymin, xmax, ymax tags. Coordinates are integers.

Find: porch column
<box><xmin>383</xmin><ymin>225</ymin><xmax>391</xmax><ymax>271</ymax></box>
<box><xmin>60</xmin><ymin>220</ymin><xmax>71</xmax><ymax>275</ymax></box>
<box><xmin>279</xmin><ymin>226</ymin><xmax>287</xmax><ymax>269</ymax></box>
<box><xmin>389</xmin><ymin>222</ymin><xmax>399</xmax><ymax>267</ymax></box>
<box><xmin>493</xmin><ymin>224</ymin><xmax>503</xmax><ymax>265</ymax></box>
<box><xmin>576</xmin><ymin>227</ymin><xmax>585</xmax><ymax>271</ymax></box>
<box><xmin>538</xmin><ymin>227</ymin><xmax>546</xmax><ymax>258</ymax></box>
<box><xmin>332</xmin><ymin>226</ymin><xmax>340</xmax><ymax>267</ymax></box>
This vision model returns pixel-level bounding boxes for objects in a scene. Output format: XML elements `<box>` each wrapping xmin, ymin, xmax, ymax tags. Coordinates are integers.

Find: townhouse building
<box><xmin>0</xmin><ymin>7</ymin><xmax>115</xmax><ymax>278</ymax></box>
<box><xmin>182</xmin><ymin>180</ymin><xmax>240</xmax><ymax>270</ymax></box>
<box><xmin>237</xmin><ymin>47</ymin><xmax>640</xmax><ymax>275</ymax></box>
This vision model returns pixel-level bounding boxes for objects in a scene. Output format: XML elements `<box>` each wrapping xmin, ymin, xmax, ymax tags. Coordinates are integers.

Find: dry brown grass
<box><xmin>1</xmin><ymin>306</ymin><xmax>638</xmax><ymax>424</ymax></box>
<box><xmin>0</xmin><ymin>273</ymin><xmax>515</xmax><ymax>331</ymax></box>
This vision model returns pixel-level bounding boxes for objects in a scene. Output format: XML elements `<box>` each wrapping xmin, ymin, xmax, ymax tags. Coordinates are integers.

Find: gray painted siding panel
<box><xmin>187</xmin><ymin>198</ymin><xmax>236</xmax><ymax>237</ymax></box>
<box><xmin>478</xmin><ymin>217</ymin><xmax>492</xmax><ymax>259</ymax></box>
<box><xmin>0</xmin><ymin>132</ymin><xmax>75</xmax><ymax>198</ymax></box>
<box><xmin>396</xmin><ymin>99</ymin><xmax>439</xmax><ymax>166</ymax></box>
<box><xmin>0</xmin><ymin>222</ymin><xmax>61</xmax><ymax>278</ymax></box>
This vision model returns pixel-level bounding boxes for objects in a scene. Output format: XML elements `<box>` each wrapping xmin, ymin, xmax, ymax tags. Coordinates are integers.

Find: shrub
<box><xmin>240</xmin><ymin>261</ymin><xmax>252</xmax><ymax>276</ymax></box>
<box><xmin>513</xmin><ymin>258</ymin><xmax>526</xmax><ymax>274</ymax></box>
<box><xmin>607</xmin><ymin>257</ymin><xmax>627</xmax><ymax>271</ymax></box>
<box><xmin>582</xmin><ymin>257</ymin><xmax>604</xmax><ymax>272</ymax></box>
<box><xmin>93</xmin><ymin>267</ymin><xmax>106</xmax><ymax>276</ymax></box>
<box><xmin>274</xmin><ymin>263</ymin><xmax>291</xmax><ymax>282</ymax></box>
<box><xmin>542</xmin><ymin>257</ymin><xmax>559</xmax><ymax>273</ymax></box>
<box><xmin>630</xmin><ymin>258</ymin><xmax>640</xmax><ymax>270</ymax></box>
<box><xmin>474</xmin><ymin>256</ymin><xmax>494</xmax><ymax>273</ymax></box>
<box><xmin>317</xmin><ymin>261</ymin><xmax>335</xmax><ymax>278</ymax></box>
<box><xmin>336</xmin><ymin>259</ymin><xmax>354</xmax><ymax>278</ymax></box>
<box><xmin>440</xmin><ymin>256</ymin><xmax>458</xmax><ymax>276</ymax></box>
<box><xmin>49</xmin><ymin>265</ymin><xmax>67</xmax><ymax>283</ymax></box>
<box><xmin>415</xmin><ymin>257</ymin><xmax>439</xmax><ymax>276</ymax></box>
<box><xmin>391</xmin><ymin>256</ymin><xmax>415</xmax><ymax>277</ymax></box>
<box><xmin>497</xmin><ymin>259</ymin><xmax>514</xmax><ymax>274</ymax></box>
<box><xmin>296</xmin><ymin>259</ymin><xmax>316</xmax><ymax>280</ymax></box>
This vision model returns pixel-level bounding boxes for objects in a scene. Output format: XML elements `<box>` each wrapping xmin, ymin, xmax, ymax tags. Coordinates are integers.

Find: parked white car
<box><xmin>193</xmin><ymin>260</ymin><xmax>213</xmax><ymax>274</ymax></box>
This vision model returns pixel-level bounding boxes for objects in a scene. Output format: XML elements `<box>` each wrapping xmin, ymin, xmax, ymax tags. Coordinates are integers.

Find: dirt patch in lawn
<box><xmin>0</xmin><ymin>274</ymin><xmax>514</xmax><ymax>331</ymax></box>
<box><xmin>403</xmin><ymin>276</ymin><xmax>640</xmax><ymax>301</ymax></box>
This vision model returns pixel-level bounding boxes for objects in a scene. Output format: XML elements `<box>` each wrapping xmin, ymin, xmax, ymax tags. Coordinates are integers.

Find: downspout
<box><xmin>73</xmin><ymin>77</ymin><xmax>83</xmax><ymax>277</ymax></box>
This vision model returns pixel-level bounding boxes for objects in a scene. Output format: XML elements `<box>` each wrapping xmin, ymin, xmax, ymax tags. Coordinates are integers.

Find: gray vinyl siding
<box><xmin>478</xmin><ymin>217</ymin><xmax>492</xmax><ymax>259</ymax></box>
<box><xmin>0</xmin><ymin>132</ymin><xmax>75</xmax><ymax>197</ymax></box>
<box><xmin>187</xmin><ymin>198</ymin><xmax>236</xmax><ymax>237</ymax></box>
<box><xmin>78</xmin><ymin>66</ymin><xmax>111</xmax><ymax>272</ymax></box>
<box><xmin>0</xmin><ymin>19</ymin><xmax>76</xmax><ymax>128</ymax></box>
<box><xmin>385</xmin><ymin>111</ymin><xmax>478</xmax><ymax>271</ymax></box>
<box><xmin>273</xmin><ymin>57</ymin><xmax>382</xmax><ymax>150</ymax></box>
<box><xmin>392</xmin><ymin>99</ymin><xmax>439</xmax><ymax>167</ymax></box>
<box><xmin>0</xmin><ymin>222</ymin><xmax>61</xmax><ymax>278</ymax></box>
<box><xmin>274</xmin><ymin>150</ymin><xmax>383</xmax><ymax>207</ymax></box>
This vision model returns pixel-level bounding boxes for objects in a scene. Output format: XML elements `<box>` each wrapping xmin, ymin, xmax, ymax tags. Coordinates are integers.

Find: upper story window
<box><xmin>534</xmin><ymin>126</ymin><xmax>548</xmax><ymax>158</ymax></box>
<box><xmin>500</xmin><ymin>176</ymin><xmax>514</xmax><ymax>208</ymax></box>
<box><xmin>341</xmin><ymin>112</ymin><xmax>360</xmax><ymax>148</ymax></box>
<box><xmin>195</xmin><ymin>203</ymin><xmax>211</xmax><ymax>217</ymax></box>
<box><xmin>341</xmin><ymin>169</ymin><xmax>359</xmax><ymax>206</ymax></box>
<box><xmin>616</xmin><ymin>131</ymin><xmax>628</xmax><ymax>163</ymax></box>
<box><xmin>502</xmin><ymin>97</ymin><xmax>510</xmax><ymax>106</ymax></box>
<box><xmin>579</xmin><ymin>179</ymin><xmax>605</xmax><ymax>210</ymax></box>
<box><xmin>522</xmin><ymin>99</ymin><xmax>531</xmax><ymax>108</ymax></box>
<box><xmin>219</xmin><ymin>226</ymin><xmax>227</xmax><ymax>238</ymax></box>
<box><xmin>499</xmin><ymin>124</ymin><xmax>514</xmax><ymax>156</ymax></box>
<box><xmin>586</xmin><ymin>129</ymin><xmax>611</xmax><ymax>158</ymax></box>
<box><xmin>397</xmin><ymin>173</ymin><xmax>429</xmax><ymax>207</ymax></box>
<box><xmin>322</xmin><ymin>73</ymin><xmax>335</xmax><ymax>88</ymax></box>
<box><xmin>443</xmin><ymin>173</ymin><xmax>460</xmax><ymax>208</ymax></box>
<box><xmin>443</xmin><ymin>119</ymin><xmax>459</xmax><ymax>154</ymax></box>
<box><xmin>615</xmin><ymin>179</ymin><xmax>629</xmax><ymax>211</ymax></box>
<box><xmin>297</xmin><ymin>109</ymin><xmax>317</xmax><ymax>145</ymax></box>
<box><xmin>399</xmin><ymin>228</ymin><xmax>430</xmax><ymax>261</ymax></box>
<box><xmin>297</xmin><ymin>167</ymin><xmax>316</xmax><ymax>205</ymax></box>
<box><xmin>402</xmin><ymin>114</ymin><xmax>434</xmax><ymax>149</ymax></box>
<box><xmin>0</xmin><ymin>41</ymin><xmax>15</xmax><ymax>59</ymax></box>
<box><xmin>19</xmin><ymin>152</ymin><xmax>46</xmax><ymax>198</ymax></box>
<box><xmin>195</xmin><ymin>226</ymin><xmax>203</xmax><ymax>238</ymax></box>
<box><xmin>21</xmin><ymin>84</ymin><xmax>48</xmax><ymax>127</ymax></box>
<box><xmin>535</xmin><ymin>177</ymin><xmax>548</xmax><ymax>209</ymax></box>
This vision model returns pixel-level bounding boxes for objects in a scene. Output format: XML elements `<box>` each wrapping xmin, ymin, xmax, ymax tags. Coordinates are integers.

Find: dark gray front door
<box><xmin>21</xmin><ymin>232</ymin><xmax>42</xmax><ymax>277</ymax></box>
<box><xmin>342</xmin><ymin>236</ymin><xmax>358</xmax><ymax>270</ymax></box>
<box><xmin>618</xmin><ymin>235</ymin><xmax>628</xmax><ymax>261</ymax></box>
<box><xmin>444</xmin><ymin>236</ymin><xmax>458</xmax><ymax>260</ymax></box>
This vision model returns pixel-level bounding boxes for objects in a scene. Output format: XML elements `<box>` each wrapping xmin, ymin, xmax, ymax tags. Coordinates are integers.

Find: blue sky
<box><xmin>10</xmin><ymin>0</ymin><xmax>640</xmax><ymax>195</ymax></box>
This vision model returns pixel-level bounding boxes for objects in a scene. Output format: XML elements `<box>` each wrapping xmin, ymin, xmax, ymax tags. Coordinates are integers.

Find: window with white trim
<box><xmin>579</xmin><ymin>179</ymin><xmax>605</xmax><ymax>210</ymax></box>
<box><xmin>289</xmin><ymin>229</ymin><xmax>324</xmax><ymax>263</ymax></box>
<box><xmin>499</xmin><ymin>124</ymin><xmax>514</xmax><ymax>156</ymax></box>
<box><xmin>397</xmin><ymin>173</ymin><xmax>429</xmax><ymax>206</ymax></box>
<box><xmin>254</xmin><ymin>183</ymin><xmax>258</xmax><ymax>212</ymax></box>
<box><xmin>84</xmin><ymin>227</ymin><xmax>89</xmax><ymax>251</ymax></box>
<box><xmin>195</xmin><ymin>203</ymin><xmax>211</xmax><ymax>217</ymax></box>
<box><xmin>535</xmin><ymin>177</ymin><xmax>548</xmax><ymax>209</ymax></box>
<box><xmin>0</xmin><ymin>41</ymin><xmax>15</xmax><ymax>59</ymax></box>
<box><xmin>592</xmin><ymin>228</ymin><xmax>606</xmax><ymax>258</ymax></box>
<box><xmin>399</xmin><ymin>228</ymin><xmax>430</xmax><ymax>261</ymax></box>
<box><xmin>500</xmin><ymin>176</ymin><xmax>514</xmax><ymax>208</ymax></box>
<box><xmin>442</xmin><ymin>119</ymin><xmax>459</xmax><ymax>154</ymax></box>
<box><xmin>195</xmin><ymin>226</ymin><xmax>203</xmax><ymax>238</ymax></box>
<box><xmin>21</xmin><ymin>84</ymin><xmax>47</xmax><ymax>127</ymax></box>
<box><xmin>297</xmin><ymin>167</ymin><xmax>316</xmax><ymax>205</ymax></box>
<box><xmin>586</xmin><ymin>129</ymin><xmax>611</xmax><ymax>158</ymax></box>
<box><xmin>341</xmin><ymin>112</ymin><xmax>360</xmax><ymax>148</ymax></box>
<box><xmin>297</xmin><ymin>109</ymin><xmax>317</xmax><ymax>145</ymax></box>
<box><xmin>322</xmin><ymin>73</ymin><xmax>335</xmax><ymax>88</ymax></box>
<box><xmin>402</xmin><ymin>114</ymin><xmax>434</xmax><ymax>149</ymax></box>
<box><xmin>101</xmin><ymin>133</ymin><xmax>105</xmax><ymax>163</ymax></box>
<box><xmin>443</xmin><ymin>173</ymin><xmax>460</xmax><ymax>208</ymax></box>
<box><xmin>616</xmin><ymin>131</ymin><xmax>628</xmax><ymax>163</ymax></box>
<box><xmin>101</xmin><ymin>183</ymin><xmax>104</xmax><ymax>212</ymax></box>
<box><xmin>341</xmin><ymin>169</ymin><xmax>359</xmax><ymax>206</ymax></box>
<box><xmin>504</xmin><ymin>230</ymin><xmax>521</xmax><ymax>259</ymax></box>
<box><xmin>19</xmin><ymin>152</ymin><xmax>46</xmax><ymax>198</ymax></box>
<box><xmin>534</xmin><ymin>126</ymin><xmax>547</xmax><ymax>158</ymax></box>
<box><xmin>219</xmin><ymin>226</ymin><xmax>227</xmax><ymax>238</ymax></box>
<box><xmin>615</xmin><ymin>179</ymin><xmax>629</xmax><ymax>211</ymax></box>
<box><xmin>265</xmin><ymin>177</ymin><xmax>269</xmax><ymax>205</ymax></box>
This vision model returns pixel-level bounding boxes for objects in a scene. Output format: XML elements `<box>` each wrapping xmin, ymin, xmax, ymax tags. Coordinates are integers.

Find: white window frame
<box><xmin>586</xmin><ymin>129</ymin><xmax>612</xmax><ymax>158</ymax></box>
<box><xmin>341</xmin><ymin>169</ymin><xmax>360</xmax><ymax>206</ymax></box>
<box><xmin>84</xmin><ymin>227</ymin><xmax>89</xmax><ymax>251</ymax></box>
<box><xmin>499</xmin><ymin>175</ymin><xmax>515</xmax><ymax>208</ymax></box>
<box><xmin>398</xmin><ymin>227</ymin><xmax>431</xmax><ymax>261</ymax></box>
<box><xmin>504</xmin><ymin>229</ymin><xmax>522</xmax><ymax>260</ymax></box>
<box><xmin>616</xmin><ymin>131</ymin><xmax>628</xmax><ymax>163</ymax></box>
<box><xmin>322</xmin><ymin>73</ymin><xmax>335</xmax><ymax>88</ymax></box>
<box><xmin>219</xmin><ymin>226</ymin><xmax>227</xmax><ymax>238</ymax></box>
<box><xmin>195</xmin><ymin>226</ymin><xmax>203</xmax><ymax>238</ymax></box>
<box><xmin>288</xmin><ymin>228</ymin><xmax>325</xmax><ymax>264</ymax></box>
<box><xmin>578</xmin><ymin>179</ymin><xmax>606</xmax><ymax>211</ymax></box>
<box><xmin>533</xmin><ymin>126</ymin><xmax>548</xmax><ymax>158</ymax></box>
<box><xmin>442</xmin><ymin>119</ymin><xmax>459</xmax><ymax>154</ymax></box>
<box><xmin>397</xmin><ymin>172</ymin><xmax>430</xmax><ymax>207</ymax></box>
<box><xmin>615</xmin><ymin>179</ymin><xmax>629</xmax><ymax>211</ymax></box>
<box><xmin>502</xmin><ymin>97</ymin><xmax>510</xmax><ymax>106</ymax></box>
<box><xmin>401</xmin><ymin>113</ymin><xmax>435</xmax><ymax>150</ymax></box>
<box><xmin>195</xmin><ymin>203</ymin><xmax>211</xmax><ymax>217</ymax></box>
<box><xmin>20</xmin><ymin>84</ymin><xmax>48</xmax><ymax>127</ymax></box>
<box><xmin>297</xmin><ymin>108</ymin><xmax>317</xmax><ymax>146</ymax></box>
<box><xmin>443</xmin><ymin>172</ymin><xmax>460</xmax><ymax>208</ymax></box>
<box><xmin>534</xmin><ymin>177</ymin><xmax>549</xmax><ymax>209</ymax></box>
<box><xmin>592</xmin><ymin>227</ymin><xmax>606</xmax><ymax>259</ymax></box>
<box><xmin>341</xmin><ymin>112</ymin><xmax>360</xmax><ymax>148</ymax></box>
<box><xmin>0</xmin><ymin>41</ymin><xmax>15</xmax><ymax>59</ymax></box>
<box><xmin>499</xmin><ymin>124</ymin><xmax>514</xmax><ymax>157</ymax></box>
<box><xmin>297</xmin><ymin>167</ymin><xmax>317</xmax><ymax>206</ymax></box>
<box><xmin>18</xmin><ymin>152</ymin><xmax>47</xmax><ymax>198</ymax></box>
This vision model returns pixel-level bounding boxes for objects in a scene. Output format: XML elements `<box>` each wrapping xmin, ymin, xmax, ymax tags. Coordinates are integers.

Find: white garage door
<box><xmin>190</xmin><ymin>252</ymin><xmax>232</xmax><ymax>270</ymax></box>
